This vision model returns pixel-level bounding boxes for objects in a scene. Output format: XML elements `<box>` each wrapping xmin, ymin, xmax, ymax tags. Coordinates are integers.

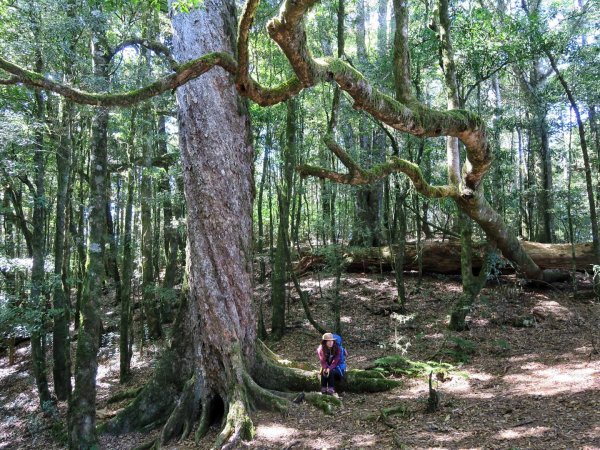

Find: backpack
<box><xmin>333</xmin><ymin>334</ymin><xmax>348</xmax><ymax>373</ymax></box>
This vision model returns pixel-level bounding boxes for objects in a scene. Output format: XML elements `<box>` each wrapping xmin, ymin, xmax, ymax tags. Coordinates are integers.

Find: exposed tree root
<box><xmin>103</xmin><ymin>339</ymin><xmax>401</xmax><ymax>449</ymax></box>
<box><xmin>100</xmin><ymin>346</ymin><xmax>187</xmax><ymax>435</ymax></box>
<box><xmin>304</xmin><ymin>392</ymin><xmax>342</xmax><ymax>414</ymax></box>
<box><xmin>242</xmin><ymin>371</ymin><xmax>289</xmax><ymax>414</ymax></box>
<box><xmin>106</xmin><ymin>386</ymin><xmax>144</xmax><ymax>405</ymax></box>
<box><xmin>215</xmin><ymin>388</ymin><xmax>255</xmax><ymax>450</ymax></box>
<box><xmin>160</xmin><ymin>375</ymin><xmax>201</xmax><ymax>444</ymax></box>
<box><xmin>194</xmin><ymin>394</ymin><xmax>215</xmax><ymax>443</ymax></box>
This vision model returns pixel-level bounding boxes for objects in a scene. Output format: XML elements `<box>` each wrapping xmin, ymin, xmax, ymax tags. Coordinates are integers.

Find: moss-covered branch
<box><xmin>236</xmin><ymin>0</ymin><xmax>303</xmax><ymax>105</ymax></box>
<box><xmin>299</xmin><ymin>136</ymin><xmax>455</xmax><ymax>199</ymax></box>
<box><xmin>236</xmin><ymin>0</ymin><xmax>260</xmax><ymax>91</ymax></box>
<box><xmin>266</xmin><ymin>0</ymin><xmax>323</xmax><ymax>86</ymax></box>
<box><xmin>0</xmin><ymin>50</ymin><xmax>300</xmax><ymax>107</ymax></box>
<box><xmin>316</xmin><ymin>56</ymin><xmax>492</xmax><ymax>193</ymax></box>
<box><xmin>0</xmin><ymin>53</ymin><xmax>235</xmax><ymax>106</ymax></box>
<box><xmin>323</xmin><ymin>134</ymin><xmax>365</xmax><ymax>175</ymax></box>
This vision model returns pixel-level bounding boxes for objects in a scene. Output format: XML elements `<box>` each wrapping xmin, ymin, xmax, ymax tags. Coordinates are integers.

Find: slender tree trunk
<box><xmin>566</xmin><ymin>111</ymin><xmax>578</xmax><ymax>294</ymax></box>
<box><xmin>3</xmin><ymin>192</ymin><xmax>18</xmax><ymax>367</ymax></box>
<box><xmin>106</xmin><ymin>199</ymin><xmax>122</xmax><ymax>307</ymax></box>
<box><xmin>158</xmin><ymin>116</ymin><xmax>179</xmax><ymax>291</ymax></box>
<box><xmin>536</xmin><ymin>117</ymin><xmax>553</xmax><ymax>242</ymax></box>
<box><xmin>140</xmin><ymin>105</ymin><xmax>162</xmax><ymax>339</ymax></box>
<box><xmin>546</xmin><ymin>50</ymin><xmax>599</xmax><ymax>262</ymax></box>
<box><xmin>69</xmin><ymin>107</ymin><xmax>108</xmax><ymax>448</ymax></box>
<box><xmin>30</xmin><ymin>81</ymin><xmax>53</xmax><ymax>409</ymax></box>
<box><xmin>68</xmin><ymin>14</ymin><xmax>110</xmax><ymax>445</ymax></box>
<box><xmin>52</xmin><ymin>96</ymin><xmax>73</xmax><ymax>401</ymax></box>
<box><xmin>394</xmin><ymin>190</ymin><xmax>407</xmax><ymax>309</ymax></box>
<box><xmin>52</xmin><ymin>0</ymin><xmax>77</xmax><ymax>400</ymax></box>
<box><xmin>351</xmin><ymin>0</ymin><xmax>382</xmax><ymax>247</ymax></box>
<box><xmin>257</xmin><ymin>124</ymin><xmax>270</xmax><ymax>284</ymax></box>
<box><xmin>120</xmin><ymin>157</ymin><xmax>135</xmax><ymax>383</ymax></box>
<box><xmin>271</xmin><ymin>98</ymin><xmax>297</xmax><ymax>340</ymax></box>
<box><xmin>73</xmin><ymin>170</ymin><xmax>87</xmax><ymax>332</ymax></box>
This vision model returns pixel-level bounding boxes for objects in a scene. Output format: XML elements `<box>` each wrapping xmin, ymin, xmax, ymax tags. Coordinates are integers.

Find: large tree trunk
<box><xmin>294</xmin><ymin>241</ymin><xmax>597</xmax><ymax>275</ymax></box>
<box><xmin>169</xmin><ymin>1</ymin><xmax>259</xmax><ymax>445</ymax></box>
<box><xmin>106</xmin><ymin>4</ymin><xmax>398</xmax><ymax>446</ymax></box>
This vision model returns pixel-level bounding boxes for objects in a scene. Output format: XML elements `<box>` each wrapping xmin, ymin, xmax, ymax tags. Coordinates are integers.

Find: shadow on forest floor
<box><xmin>1</xmin><ymin>273</ymin><xmax>599</xmax><ymax>449</ymax></box>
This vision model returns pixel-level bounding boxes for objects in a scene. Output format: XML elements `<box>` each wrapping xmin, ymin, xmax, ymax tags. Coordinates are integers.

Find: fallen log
<box><xmin>294</xmin><ymin>241</ymin><xmax>595</xmax><ymax>275</ymax></box>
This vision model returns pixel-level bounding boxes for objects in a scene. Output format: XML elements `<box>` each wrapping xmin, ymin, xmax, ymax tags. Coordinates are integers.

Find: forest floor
<box><xmin>1</xmin><ymin>272</ymin><xmax>600</xmax><ymax>449</ymax></box>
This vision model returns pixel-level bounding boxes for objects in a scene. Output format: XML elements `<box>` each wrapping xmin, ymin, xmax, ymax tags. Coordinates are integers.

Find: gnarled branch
<box><xmin>298</xmin><ymin>136</ymin><xmax>454</xmax><ymax>198</ymax></box>
<box><xmin>0</xmin><ymin>52</ymin><xmax>235</xmax><ymax>106</ymax></box>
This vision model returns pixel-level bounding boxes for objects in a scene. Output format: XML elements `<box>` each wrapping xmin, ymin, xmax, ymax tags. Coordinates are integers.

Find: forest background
<box><xmin>0</xmin><ymin>0</ymin><xmax>599</xmax><ymax>447</ymax></box>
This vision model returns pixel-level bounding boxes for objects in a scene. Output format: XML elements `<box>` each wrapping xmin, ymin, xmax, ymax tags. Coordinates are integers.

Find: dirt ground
<box><xmin>1</xmin><ymin>272</ymin><xmax>600</xmax><ymax>450</ymax></box>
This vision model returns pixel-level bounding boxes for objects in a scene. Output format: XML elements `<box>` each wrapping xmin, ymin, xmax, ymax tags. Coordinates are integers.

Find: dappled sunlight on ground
<box><xmin>508</xmin><ymin>353</ymin><xmax>540</xmax><ymax>363</ymax></box>
<box><xmin>532</xmin><ymin>299</ymin><xmax>573</xmax><ymax>321</ymax></box>
<box><xmin>349</xmin><ymin>433</ymin><xmax>378</xmax><ymax>447</ymax></box>
<box><xmin>503</xmin><ymin>361</ymin><xmax>600</xmax><ymax>396</ymax></box>
<box><xmin>299</xmin><ymin>278</ymin><xmax>334</xmax><ymax>290</ymax></box>
<box><xmin>441</xmin><ymin>373</ymin><xmax>497</xmax><ymax>399</ymax></box>
<box><xmin>496</xmin><ymin>426</ymin><xmax>552</xmax><ymax>440</ymax></box>
<box><xmin>254</xmin><ymin>423</ymin><xmax>299</xmax><ymax>443</ymax></box>
<box><xmin>3</xmin><ymin>273</ymin><xmax>599</xmax><ymax>449</ymax></box>
<box><xmin>432</xmin><ymin>430</ymin><xmax>476</xmax><ymax>443</ymax></box>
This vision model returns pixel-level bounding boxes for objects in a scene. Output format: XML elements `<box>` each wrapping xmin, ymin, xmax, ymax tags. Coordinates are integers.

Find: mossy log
<box><xmin>294</xmin><ymin>241</ymin><xmax>595</xmax><ymax>275</ymax></box>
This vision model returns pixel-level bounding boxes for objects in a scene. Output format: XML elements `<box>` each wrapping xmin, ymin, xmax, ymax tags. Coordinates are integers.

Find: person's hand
<box><xmin>324</xmin><ymin>368</ymin><xmax>329</xmax><ymax>376</ymax></box>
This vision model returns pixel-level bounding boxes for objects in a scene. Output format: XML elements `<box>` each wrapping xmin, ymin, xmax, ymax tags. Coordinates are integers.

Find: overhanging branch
<box><xmin>0</xmin><ymin>53</ymin><xmax>236</xmax><ymax>106</ymax></box>
<box><xmin>298</xmin><ymin>136</ymin><xmax>454</xmax><ymax>199</ymax></box>
<box><xmin>0</xmin><ymin>0</ymin><xmax>491</xmax><ymax>191</ymax></box>
<box><xmin>298</xmin><ymin>159</ymin><xmax>454</xmax><ymax>199</ymax></box>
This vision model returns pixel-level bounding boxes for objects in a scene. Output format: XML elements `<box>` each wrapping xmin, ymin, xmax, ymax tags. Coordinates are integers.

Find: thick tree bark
<box><xmin>171</xmin><ymin>1</ymin><xmax>260</xmax><ymax>445</ymax></box>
